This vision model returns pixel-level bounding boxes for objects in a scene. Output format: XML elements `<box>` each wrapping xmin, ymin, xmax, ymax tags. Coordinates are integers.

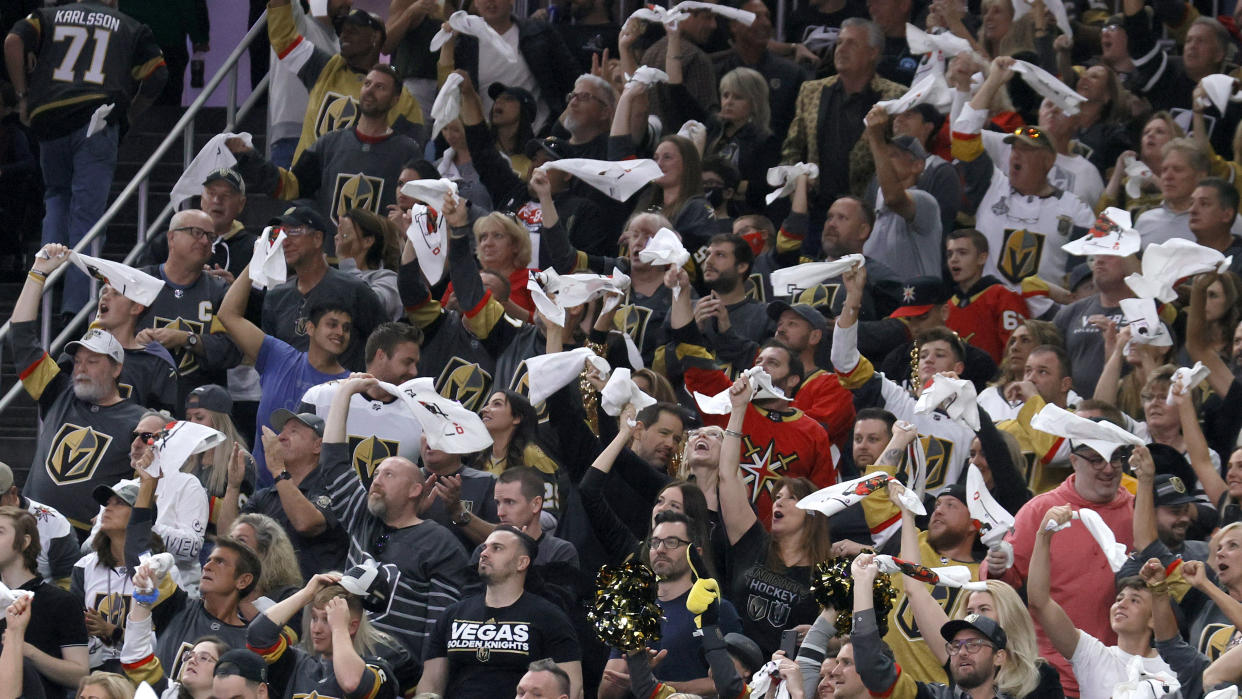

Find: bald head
<box><xmin>365</xmin><ymin>456</ymin><xmax>427</xmax><ymax>524</ymax></box>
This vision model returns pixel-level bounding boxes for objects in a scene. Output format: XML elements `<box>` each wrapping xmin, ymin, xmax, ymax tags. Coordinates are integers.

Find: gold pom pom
<box><xmin>811</xmin><ymin>554</ymin><xmax>897</xmax><ymax>636</ymax></box>
<box><xmin>590</xmin><ymin>560</ymin><xmax>664</xmax><ymax>652</ymax></box>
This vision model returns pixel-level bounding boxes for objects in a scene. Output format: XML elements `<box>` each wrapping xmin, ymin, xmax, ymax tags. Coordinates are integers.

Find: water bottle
<box><xmin>190</xmin><ymin>52</ymin><xmax>205</xmax><ymax>89</ymax></box>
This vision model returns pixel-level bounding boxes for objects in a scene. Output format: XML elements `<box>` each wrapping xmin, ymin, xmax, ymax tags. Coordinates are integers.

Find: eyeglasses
<box><xmin>945</xmin><ymin>639</ymin><xmax>994</xmax><ymax>656</ymax></box>
<box><xmin>1013</xmin><ymin>126</ymin><xmax>1046</xmax><ymax>139</ymax></box>
<box><xmin>649</xmin><ymin>536</ymin><xmax>690</xmax><ymax>550</ymax></box>
<box><xmin>132</xmin><ymin>431</ymin><xmax>161</xmax><ymax>443</ymax></box>
<box><xmin>180</xmin><ymin>650</ymin><xmax>218</xmax><ymax>666</ymax></box>
<box><xmin>1072</xmin><ymin>449</ymin><xmax>1126</xmax><ymax>467</ymax></box>
<box><xmin>566</xmin><ymin>91</ymin><xmax>606</xmax><ymax>106</ymax></box>
<box><xmin>172</xmin><ymin>226</ymin><xmax>212</xmax><ymax>240</ymax></box>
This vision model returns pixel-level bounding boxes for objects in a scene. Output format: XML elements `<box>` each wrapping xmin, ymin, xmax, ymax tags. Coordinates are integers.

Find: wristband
<box><xmin>724</xmin><ymin>429</ymin><xmax>744</xmax><ymax>439</ymax></box>
<box><xmin>132</xmin><ymin>588</ymin><xmax>160</xmax><ymax>605</ymax></box>
<box><xmin>27</xmin><ymin>270</ymin><xmax>46</xmax><ymax>284</ymax></box>
<box><xmin>1146</xmin><ymin>580</ymin><xmax>1169</xmax><ymax>596</ymax></box>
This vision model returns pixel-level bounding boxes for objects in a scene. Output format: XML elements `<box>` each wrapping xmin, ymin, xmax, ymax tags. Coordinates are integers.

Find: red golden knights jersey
<box><xmin>13</xmin><ymin>2</ymin><xmax>165</xmax><ymax>139</ymax></box>
<box><xmin>947</xmin><ymin>276</ymin><xmax>1029</xmax><ymax>364</ymax></box>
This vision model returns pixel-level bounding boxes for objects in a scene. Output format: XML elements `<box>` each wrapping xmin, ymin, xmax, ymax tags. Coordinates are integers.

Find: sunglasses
<box><xmin>132</xmin><ymin>431</ymin><xmax>163</xmax><ymax>444</ymax></box>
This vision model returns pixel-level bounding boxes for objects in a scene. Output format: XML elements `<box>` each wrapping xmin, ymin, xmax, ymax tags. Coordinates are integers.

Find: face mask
<box><xmin>705</xmin><ymin>186</ymin><xmax>726</xmax><ymax>208</ymax></box>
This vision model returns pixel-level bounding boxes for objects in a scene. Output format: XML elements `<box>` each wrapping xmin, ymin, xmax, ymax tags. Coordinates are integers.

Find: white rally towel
<box><xmin>136</xmin><ymin>552</ymin><xmax>177</xmax><ymax>590</ymax></box>
<box><xmin>1167</xmin><ymin>362</ymin><xmax>1211</xmax><ymax>405</ymax></box>
<box><xmin>1010</xmin><ymin>0</ymin><xmax>1072</xmax><ymax>41</ymax></box>
<box><xmin>1012</xmin><ymin>60</ymin><xmax>1087</xmax><ymax>115</ymax></box>
<box><xmin>694</xmin><ymin>366</ymin><xmax>787</xmax><ymax>414</ymax></box>
<box><xmin>1029</xmin><ymin>402</ymin><xmax>1145</xmax><ymax>462</ymax></box>
<box><xmin>1197</xmin><ymin>74</ymin><xmax>1242</xmax><ymax>113</ymax></box>
<box><xmin>874</xmin><ymin>555</ymin><xmax>988</xmax><ymax>591</ymax></box>
<box><xmin>400</xmin><ymin>177</ymin><xmax>459</xmax><ymax>205</ymax></box>
<box><xmin>135</xmin><ymin>683</ymin><xmax>159</xmax><ymax>699</ymax></box>
<box><xmin>430</xmin><ymin>72</ymin><xmax>465</xmax><ymax>140</ymax></box>
<box><xmin>638</xmin><ymin>227</ymin><xmax>691</xmax><ymax>267</ymax></box>
<box><xmin>1112</xmin><ymin>656</ymin><xmax>1180</xmax><ymax>699</ymax></box>
<box><xmin>1123</xmin><ymin>154</ymin><xmax>1157</xmax><ymax>201</ymax></box>
<box><xmin>430</xmin><ymin>11</ymin><xmax>518</xmax><ymax>62</ymax></box>
<box><xmin>769</xmin><ymin>255</ymin><xmax>864</xmax><ymax>297</ymax></box>
<box><xmin>746</xmin><ymin>661</ymin><xmax>791</xmax><ymax>699</ymax></box>
<box><xmin>765</xmin><ymin>163</ymin><xmax>820</xmax><ymax>205</ymax></box>
<box><xmin>1061</xmin><ymin>208</ymin><xmax>1141</xmax><ymax>257</ymax></box>
<box><xmin>0</xmin><ymin>581</ymin><xmax>34</xmax><ymax>608</ymax></box>
<box><xmin>1120</xmin><ymin>297</ymin><xmax>1172</xmax><ymax>347</ymax></box>
<box><xmin>913</xmin><ymin>374</ymin><xmax>981</xmax><ymax>431</ymax></box>
<box><xmin>676</xmin><ymin>1</ymin><xmax>756</xmax><ymax>25</ymax></box>
<box><xmin>379</xmin><ymin>378</ymin><xmax>492</xmax><ymax>453</ymax></box>
<box><xmin>527</xmin><ymin>267</ymin><xmax>631</xmax><ymax>327</ymax></box>
<box><xmin>146</xmin><ymin>420</ymin><xmax>227</xmax><ymax>478</ymax></box>
<box><xmin>169</xmin><ymin>132</ymin><xmax>254</xmax><ymax>208</ymax></box>
<box><xmin>906</xmin><ymin>23</ymin><xmax>984</xmax><ymax>62</ymax></box>
<box><xmin>68</xmin><ymin>252</ymin><xmax>165</xmax><ymax>306</ymax></box>
<box><xmin>541</xmin><ymin>158</ymin><xmax>663</xmax><ymax>201</ymax></box>
<box><xmin>966</xmin><ymin>464</ymin><xmax>1014</xmax><ymax>548</ymax></box>
<box><xmin>677</xmin><ymin>120</ymin><xmax>707</xmax><ymax>154</ymax></box>
<box><xmin>626</xmin><ymin>65</ymin><xmax>669</xmax><ymax>87</ymax></box>
<box><xmin>600</xmin><ymin>367</ymin><xmax>658</xmax><ymax>419</ymax></box>
<box><xmin>627</xmin><ymin>3</ymin><xmax>690</xmax><ymax>27</ymax></box>
<box><xmin>87</xmin><ymin>103</ymin><xmax>114</xmax><ymax>138</ymax></box>
<box><xmin>249</xmin><ymin>228</ymin><xmax>288</xmax><ymax>290</ymax></box>
<box><xmin>1205</xmin><ymin>687</ymin><xmax>1240</xmax><ymax>699</ymax></box>
<box><xmin>1078</xmin><ymin>508</ymin><xmax>1130</xmax><ymax>572</ymax></box>
<box><xmin>877</xmin><ymin>72</ymin><xmax>951</xmax><ymax>116</ymax></box>
<box><xmin>797</xmin><ymin>472</ymin><xmax>926</xmax><ymax>516</ymax></box>
<box><xmin>406</xmin><ymin>204</ymin><xmax>448</xmax><ymax>286</ymax></box>
<box><xmin>523</xmin><ymin>348</ymin><xmax>610</xmax><ymax>405</ymax></box>
<box><xmin>1125</xmin><ymin>238</ymin><xmax>1234</xmax><ymax>302</ymax></box>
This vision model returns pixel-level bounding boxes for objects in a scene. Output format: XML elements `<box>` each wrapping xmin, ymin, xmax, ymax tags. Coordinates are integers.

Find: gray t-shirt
<box><xmin>862</xmin><ymin>188</ymin><xmax>942</xmax><ymax>279</ymax></box>
<box><xmin>1054</xmin><ymin>294</ymin><xmax>1124</xmax><ymax>397</ymax></box>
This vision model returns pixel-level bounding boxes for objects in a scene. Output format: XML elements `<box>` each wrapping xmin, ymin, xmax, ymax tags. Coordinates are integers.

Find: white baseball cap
<box><xmin>66</xmin><ymin>328</ymin><xmax>124</xmax><ymax>364</ymax></box>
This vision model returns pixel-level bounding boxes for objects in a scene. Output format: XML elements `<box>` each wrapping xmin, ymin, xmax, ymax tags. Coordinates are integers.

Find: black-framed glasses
<box><xmin>649</xmin><ymin>536</ymin><xmax>690</xmax><ymax>550</ymax></box>
<box><xmin>945</xmin><ymin>639</ymin><xmax>994</xmax><ymax>656</ymax></box>
<box><xmin>172</xmin><ymin>226</ymin><xmax>212</xmax><ymax>240</ymax></box>
<box><xmin>566</xmin><ymin>91</ymin><xmax>606</xmax><ymax>106</ymax></box>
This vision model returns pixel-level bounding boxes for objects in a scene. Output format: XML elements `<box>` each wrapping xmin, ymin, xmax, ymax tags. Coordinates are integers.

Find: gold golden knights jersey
<box><xmin>13</xmin><ymin>2</ymin><xmax>165</xmax><ymax>139</ymax></box>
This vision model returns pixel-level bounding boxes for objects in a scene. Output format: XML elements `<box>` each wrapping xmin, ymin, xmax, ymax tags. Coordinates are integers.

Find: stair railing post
<box><xmin>137</xmin><ymin>179</ymin><xmax>149</xmax><ymax>250</ymax></box>
<box><xmin>227</xmin><ymin>62</ymin><xmax>239</xmax><ymax>127</ymax></box>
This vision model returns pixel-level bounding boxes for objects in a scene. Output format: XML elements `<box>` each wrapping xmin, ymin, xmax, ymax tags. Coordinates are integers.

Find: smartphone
<box><xmin>780</xmin><ymin>629</ymin><xmax>799</xmax><ymax>658</ymax></box>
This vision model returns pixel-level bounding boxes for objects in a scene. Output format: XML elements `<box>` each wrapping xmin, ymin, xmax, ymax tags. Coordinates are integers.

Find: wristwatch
<box><xmin>185</xmin><ymin>332</ymin><xmax>200</xmax><ymax>349</ymax></box>
<box><xmin>274</xmin><ymin>470</ymin><xmax>293</xmax><ymax>483</ymax></box>
<box><xmin>452</xmin><ymin>509</ymin><xmax>473</xmax><ymax>526</ymax></box>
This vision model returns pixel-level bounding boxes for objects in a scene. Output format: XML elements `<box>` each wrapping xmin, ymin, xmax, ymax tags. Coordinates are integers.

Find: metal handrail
<box><xmin>0</xmin><ymin>11</ymin><xmax>271</xmax><ymax>416</ymax></box>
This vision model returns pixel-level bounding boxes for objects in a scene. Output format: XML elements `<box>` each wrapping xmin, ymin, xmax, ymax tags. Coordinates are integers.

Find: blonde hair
<box><xmin>231</xmin><ymin>513</ymin><xmax>304</xmax><ymax>595</ymax></box>
<box><xmin>956</xmin><ymin>581</ymin><xmax>1042</xmax><ymax>697</ymax></box>
<box><xmin>979</xmin><ymin>0</ymin><xmax>1036</xmax><ymax>59</ymax></box>
<box><xmin>77</xmin><ymin>672</ymin><xmax>136</xmax><ymax>699</ymax></box>
<box><xmin>1211</xmin><ymin>523</ymin><xmax>1242</xmax><ymax>576</ymax></box>
<box><xmin>185</xmin><ymin>409</ymin><xmax>250</xmax><ymax>497</ymax></box>
<box><xmin>473</xmin><ymin>213</ymin><xmax>532</xmax><ymax>270</ymax></box>
<box><xmin>301</xmin><ymin>582</ymin><xmax>401</xmax><ymax>658</ymax></box>
<box><xmin>718</xmin><ymin>67</ymin><xmax>770</xmax><ymax>136</ymax></box>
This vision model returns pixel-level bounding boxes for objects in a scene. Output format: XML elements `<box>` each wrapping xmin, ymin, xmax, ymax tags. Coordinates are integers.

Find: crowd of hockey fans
<box><xmin>8</xmin><ymin>0</ymin><xmax>1242</xmax><ymax>696</ymax></box>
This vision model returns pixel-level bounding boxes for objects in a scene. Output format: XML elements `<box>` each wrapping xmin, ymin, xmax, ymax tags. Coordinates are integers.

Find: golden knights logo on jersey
<box><xmin>787</xmin><ymin>283</ymin><xmax>840</xmax><ymax>314</ymax></box>
<box><xmin>154</xmin><ymin>316</ymin><xmax>206</xmax><ymax>375</ymax></box>
<box><xmin>998</xmin><ymin>229</ymin><xmax>1046</xmax><ymax>285</ymax></box>
<box><xmin>613</xmin><ymin>304</ymin><xmax>653</xmax><ymax>350</ymax></box>
<box><xmin>507</xmin><ymin>361</ymin><xmax>548</xmax><ymax>420</ymax></box>
<box><xmin>348</xmin><ymin>434</ymin><xmax>401</xmax><ymax>482</ymax></box>
<box><xmin>332</xmin><ymin>173</ymin><xmax>385</xmax><ymax>224</ymax></box>
<box><xmin>46</xmin><ymin>423</ymin><xmax>112</xmax><ymax>484</ymax></box>
<box><xmin>898</xmin><ymin>435</ymin><xmax>955</xmax><ymax>491</ymax></box>
<box><xmin>744</xmin><ymin>273</ymin><xmax>766</xmax><ymax>302</ymax></box>
<box><xmin>92</xmin><ymin>591</ymin><xmax>131</xmax><ymax>635</ymax></box>
<box><xmin>893</xmin><ymin>583</ymin><xmax>963</xmax><ymax>641</ymax></box>
<box><xmin>435</xmin><ymin>357</ymin><xmax>492</xmax><ymax>413</ymax></box>
<box><xmin>739</xmin><ymin>436</ymin><xmax>799</xmax><ymax>505</ymax></box>
<box><xmin>314</xmin><ymin>91</ymin><xmax>360</xmax><ymax>140</ymax></box>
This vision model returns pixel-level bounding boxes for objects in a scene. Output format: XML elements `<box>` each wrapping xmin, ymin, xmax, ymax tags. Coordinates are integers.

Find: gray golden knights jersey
<box><xmin>137</xmin><ymin>266</ymin><xmax>241</xmax><ymax>400</ymax></box>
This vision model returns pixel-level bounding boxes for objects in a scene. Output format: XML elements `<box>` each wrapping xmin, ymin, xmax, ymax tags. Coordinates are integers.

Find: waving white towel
<box><xmin>765</xmin><ymin>163</ymin><xmax>820</xmax><ymax>205</ymax></box>
<box><xmin>914</xmin><ymin>374</ymin><xmax>981</xmax><ymax>431</ymax></box>
<box><xmin>1198</xmin><ymin>73</ymin><xmax>1242</xmax><ymax>113</ymax></box>
<box><xmin>1123</xmin><ymin>154</ymin><xmax>1156</xmax><ymax>201</ymax></box>
<box><xmin>1120</xmin><ymin>298</ymin><xmax>1172</xmax><ymax>347</ymax></box>
<box><xmin>1012</xmin><ymin>60</ymin><xmax>1087</xmax><ymax>115</ymax></box>
<box><xmin>1029</xmin><ymin>402</ymin><xmax>1145</xmax><ymax>462</ymax></box>
<box><xmin>68</xmin><ymin>252</ymin><xmax>165</xmax><ymax>305</ymax></box>
<box><xmin>400</xmin><ymin>177</ymin><xmax>459</xmax><ymax>205</ymax></box>
<box><xmin>524</xmin><ymin>348</ymin><xmax>610</xmax><ymax>405</ymax></box>
<box><xmin>1125</xmin><ymin>238</ymin><xmax>1234</xmax><ymax>302</ymax></box>
<box><xmin>378</xmin><ymin>378</ymin><xmax>492</xmax><ymax>453</ymax></box>
<box><xmin>406</xmin><ymin>204</ymin><xmax>447</xmax><ymax>286</ymax></box>
<box><xmin>148</xmin><ymin>421</ymin><xmax>226</xmax><ymax>478</ymax></box>
<box><xmin>966</xmin><ymin>464</ymin><xmax>1014</xmax><ymax>548</ymax></box>
<box><xmin>1061</xmin><ymin>208</ymin><xmax>1141</xmax><ymax>257</ymax></box>
<box><xmin>527</xmin><ymin>267</ymin><xmax>631</xmax><ymax>327</ymax></box>
<box><xmin>626</xmin><ymin>66</ymin><xmax>669</xmax><ymax>87</ymax></box>
<box><xmin>430</xmin><ymin>11</ymin><xmax>518</xmax><ymax>62</ymax></box>
<box><xmin>1010</xmin><ymin>0</ymin><xmax>1072</xmax><ymax>40</ymax></box>
<box><xmin>169</xmin><ymin>132</ymin><xmax>253</xmax><ymax>207</ymax></box>
<box><xmin>600</xmin><ymin>367</ymin><xmax>658</xmax><ymax>419</ymax></box>
<box><xmin>1167</xmin><ymin>362</ymin><xmax>1211</xmax><ymax>405</ymax></box>
<box><xmin>769</xmin><ymin>255</ymin><xmax>864</xmax><ymax>297</ymax></box>
<box><xmin>877</xmin><ymin>73</ymin><xmax>951</xmax><ymax>116</ymax></box>
<box><xmin>694</xmin><ymin>366</ymin><xmax>787</xmax><ymax>414</ymax></box>
<box><xmin>541</xmin><ymin>158</ymin><xmax>663</xmax><ymax>201</ymax></box>
<box><xmin>248</xmin><ymin>228</ymin><xmax>288</xmax><ymax>290</ymax></box>
<box><xmin>637</xmin><ymin>227</ymin><xmax>690</xmax><ymax>268</ymax></box>
<box><xmin>430</xmin><ymin>72</ymin><xmax>464</xmax><ymax>140</ymax></box>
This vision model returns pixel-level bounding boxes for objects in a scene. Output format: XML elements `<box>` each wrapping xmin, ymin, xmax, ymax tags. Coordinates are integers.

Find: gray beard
<box><xmin>72</xmin><ymin>378</ymin><xmax>108</xmax><ymax>403</ymax></box>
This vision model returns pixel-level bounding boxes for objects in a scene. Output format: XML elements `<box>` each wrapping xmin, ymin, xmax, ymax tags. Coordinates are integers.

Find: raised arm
<box><xmin>217</xmin><ymin>264</ymin><xmax>266</xmax><ymax>363</ymax></box>
<box><xmin>0</xmin><ymin>597</ymin><xmax>31</xmax><ymax>699</ymax></box>
<box><xmin>719</xmin><ymin>378</ymin><xmax>759</xmax><ymax>545</ymax></box>
<box><xmin>864</xmin><ymin>107</ymin><xmax>914</xmax><ymax>221</ymax></box>
<box><xmin>1172</xmin><ymin>383</ymin><xmax>1226</xmax><ymax>504</ymax></box>
<box><xmin>1025</xmin><ymin>505</ymin><xmax>1081</xmax><ymax>660</ymax></box>
<box><xmin>1131</xmin><ymin>445</ymin><xmax>1159</xmax><ymax>552</ymax></box>
<box><xmin>263</xmin><ymin>426</ymin><xmax>327</xmax><ymax>536</ymax></box>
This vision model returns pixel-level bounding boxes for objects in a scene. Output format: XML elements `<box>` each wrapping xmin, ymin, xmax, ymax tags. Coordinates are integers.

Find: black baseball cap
<box><xmin>214</xmin><ymin>649</ymin><xmax>268</xmax><ymax>683</ymax></box>
<box><xmin>767</xmin><ymin>301</ymin><xmax>829</xmax><ymax>332</ymax></box>
<box><xmin>186</xmin><ymin>384</ymin><xmax>232</xmax><ymax>414</ymax></box>
<box><xmin>1004</xmin><ymin>125</ymin><xmax>1056</xmax><ymax>153</ymax></box>
<box><xmin>1153</xmin><ymin>473</ymin><xmax>1196</xmax><ymax>507</ymax></box>
<box><xmin>270</xmin><ymin>205</ymin><xmax>329</xmax><ymax>235</ymax></box>
<box><xmin>203</xmin><ymin>167</ymin><xmax>245</xmax><ymax>195</ymax></box>
<box><xmin>1068</xmin><ymin>262</ymin><xmax>1093</xmax><ymax>292</ymax></box>
<box><xmin>340</xmin><ymin>558</ymin><xmax>396</xmax><ymax>614</ymax></box>
<box><xmin>343</xmin><ymin>9</ymin><xmax>386</xmax><ymax>41</ymax></box>
<box><xmin>938</xmin><ymin>483</ymin><xmax>968</xmax><ymax>508</ymax></box>
<box><xmin>271</xmin><ymin>409</ymin><xmax>326</xmax><ymax>438</ymax></box>
<box><xmin>488</xmin><ymin>83</ymin><xmax>537</xmax><ymax>125</ymax></box>
<box><xmin>891</xmin><ymin>134</ymin><xmax>927</xmax><ymax>160</ymax></box>
<box><xmin>524</xmin><ymin>136</ymin><xmax>570</xmax><ymax>162</ymax></box>
<box><xmin>889</xmin><ymin>277</ymin><xmax>950</xmax><ymax>318</ymax></box>
<box><xmin>941</xmin><ymin>613</ymin><xmax>1008</xmax><ymax>651</ymax></box>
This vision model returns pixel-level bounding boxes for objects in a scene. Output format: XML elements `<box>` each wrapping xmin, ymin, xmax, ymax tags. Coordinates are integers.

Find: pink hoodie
<box><xmin>996</xmin><ymin>475</ymin><xmax>1135</xmax><ymax>698</ymax></box>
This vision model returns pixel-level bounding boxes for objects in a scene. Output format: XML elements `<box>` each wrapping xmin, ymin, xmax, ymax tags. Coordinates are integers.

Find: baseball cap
<box><xmin>891</xmin><ymin>134</ymin><xmax>927</xmax><ymax>160</ymax></box>
<box><xmin>488</xmin><ymin>82</ymin><xmax>538</xmax><ymax>125</ymax></box>
<box><xmin>1004</xmin><ymin>125</ymin><xmax>1055</xmax><ymax>153</ymax></box>
<box><xmin>723</xmin><ymin>633</ymin><xmax>765</xmax><ymax>675</ymax></box>
<box><xmin>270</xmin><ymin>205</ymin><xmax>329</xmax><ymax>235</ymax></box>
<box><xmin>938</xmin><ymin>483</ymin><xmax>968</xmax><ymax>508</ymax></box>
<box><xmin>203</xmin><ymin>168</ymin><xmax>245</xmax><ymax>195</ymax></box>
<box><xmin>889</xmin><ymin>277</ymin><xmax>949</xmax><ymax>318</ymax></box>
<box><xmin>1067</xmin><ymin>262</ymin><xmax>1093</xmax><ymax>292</ymax></box>
<box><xmin>0</xmin><ymin>462</ymin><xmax>13</xmax><ymax>494</ymax></box>
<box><xmin>339</xmin><ymin>557</ymin><xmax>396</xmax><ymax>613</ymax></box>
<box><xmin>214</xmin><ymin>649</ymin><xmax>268</xmax><ymax>684</ymax></box>
<box><xmin>343</xmin><ymin>9</ymin><xmax>386</xmax><ymax>40</ymax></box>
<box><xmin>767</xmin><ymin>301</ymin><xmax>829</xmax><ymax>332</ymax></box>
<box><xmin>271</xmin><ymin>409</ymin><xmax>326</xmax><ymax>438</ymax></box>
<box><xmin>524</xmin><ymin>136</ymin><xmax>570</xmax><ymax>162</ymax></box>
<box><xmin>1153</xmin><ymin>473</ymin><xmax>1196</xmax><ymax>508</ymax></box>
<box><xmin>186</xmin><ymin>384</ymin><xmax>232</xmax><ymax>414</ymax></box>
<box><xmin>93</xmin><ymin>480</ymin><xmax>140</xmax><ymax>508</ymax></box>
<box><xmin>941</xmin><ymin>612</ymin><xmax>1008</xmax><ymax>651</ymax></box>
<box><xmin>66</xmin><ymin>328</ymin><xmax>125</xmax><ymax>364</ymax></box>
